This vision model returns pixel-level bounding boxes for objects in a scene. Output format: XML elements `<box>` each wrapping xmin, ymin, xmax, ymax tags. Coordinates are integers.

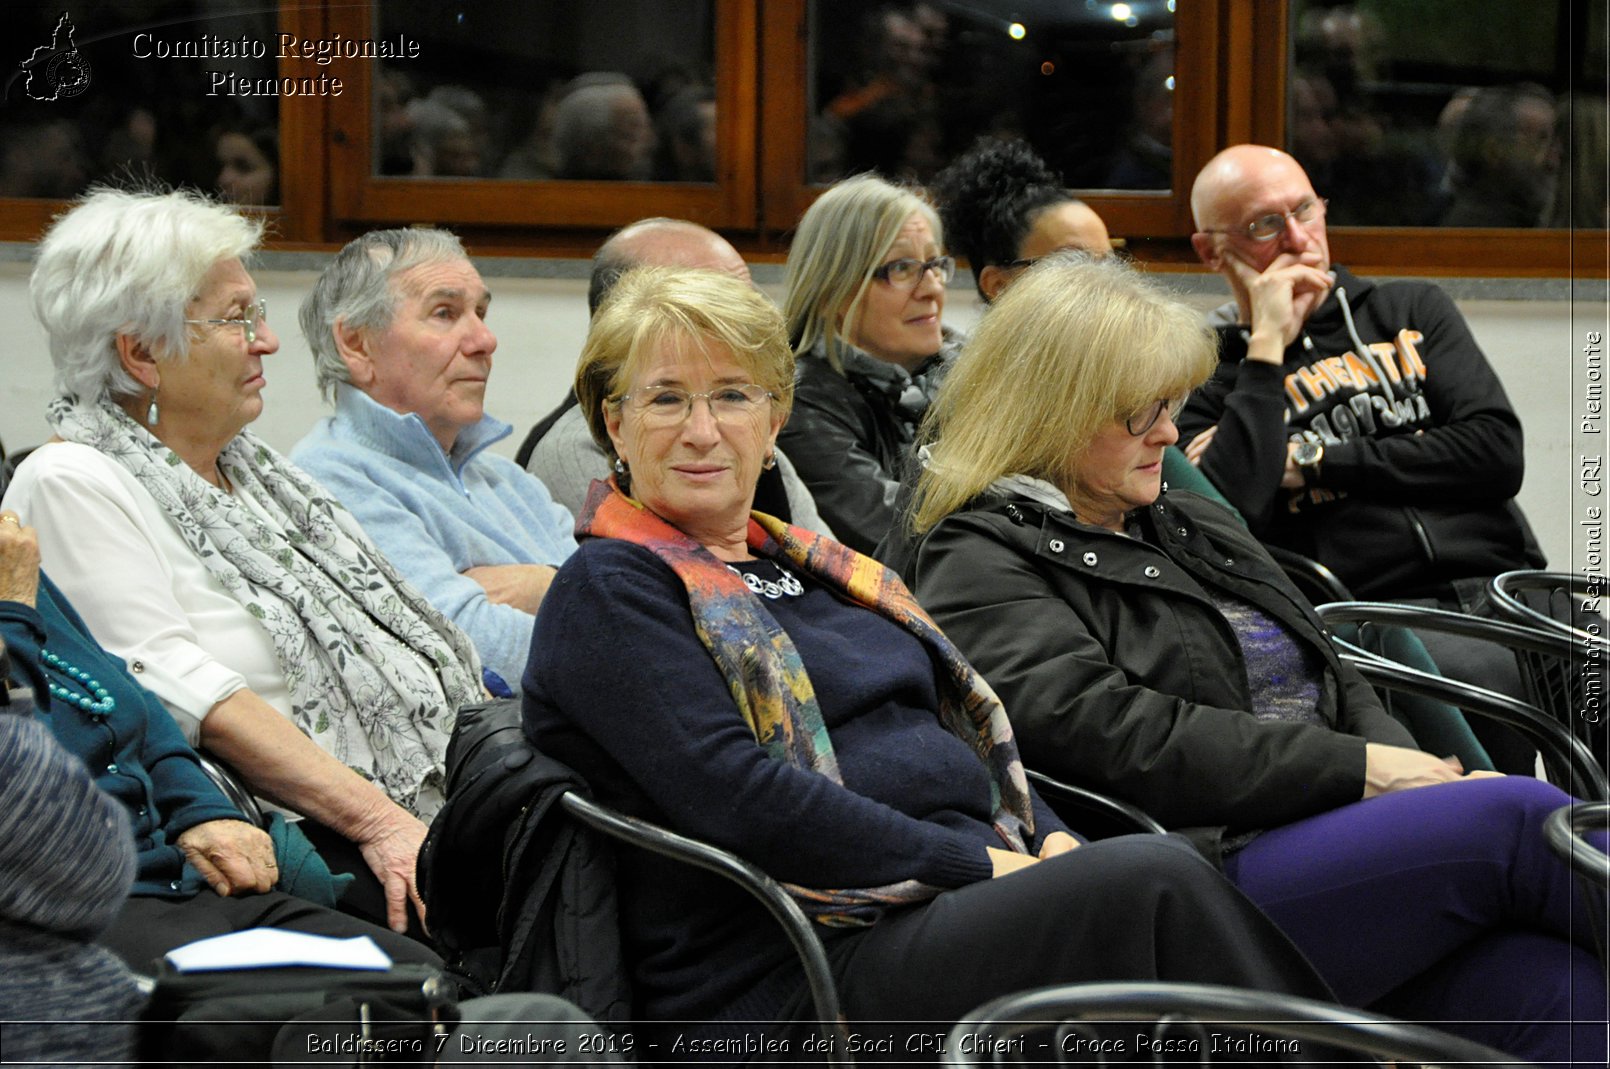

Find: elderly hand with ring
<box><xmin>0</xmin><ymin>512</ymin><xmax>40</xmax><ymax>609</ymax></box>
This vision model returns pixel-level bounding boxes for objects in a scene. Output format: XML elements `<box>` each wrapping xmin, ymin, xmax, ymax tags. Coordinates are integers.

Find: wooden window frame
<box><xmin>0</xmin><ymin>0</ymin><xmax>1596</xmax><ymax>277</ymax></box>
<box><xmin>323</xmin><ymin>0</ymin><xmax>757</xmax><ymax>234</ymax></box>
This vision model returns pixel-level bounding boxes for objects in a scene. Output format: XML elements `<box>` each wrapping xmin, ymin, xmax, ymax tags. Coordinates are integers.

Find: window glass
<box><xmin>809</xmin><ymin>0</ymin><xmax>1178</xmax><ymax>189</ymax></box>
<box><xmin>371</xmin><ymin>0</ymin><xmax>716</xmax><ymax>182</ymax></box>
<box><xmin>0</xmin><ymin>3</ymin><xmax>280</xmax><ymax>206</ymax></box>
<box><xmin>1287</xmin><ymin>0</ymin><xmax>1605</xmax><ymax>228</ymax></box>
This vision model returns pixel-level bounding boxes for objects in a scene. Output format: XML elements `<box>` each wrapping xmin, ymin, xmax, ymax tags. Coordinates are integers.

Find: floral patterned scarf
<box><xmin>48</xmin><ymin>397</ymin><xmax>483</xmax><ymax>819</ymax></box>
<box><xmin>577</xmin><ymin>478</ymin><xmax>1034</xmax><ymax>925</ymax></box>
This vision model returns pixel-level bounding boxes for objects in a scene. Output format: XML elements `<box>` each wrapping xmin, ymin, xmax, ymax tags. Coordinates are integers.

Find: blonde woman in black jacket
<box><xmin>898</xmin><ymin>253</ymin><xmax>1605</xmax><ymax>1069</ymax></box>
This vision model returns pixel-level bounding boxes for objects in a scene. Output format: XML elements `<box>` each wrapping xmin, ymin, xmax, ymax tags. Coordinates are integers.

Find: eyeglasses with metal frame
<box><xmin>185</xmin><ymin>298</ymin><xmax>268</xmax><ymax>344</ymax></box>
<box><xmin>616</xmin><ymin>383</ymin><xmax>776</xmax><ymax>425</ymax></box>
<box><xmin>1202</xmin><ymin>197</ymin><xmax>1328</xmax><ymax>243</ymax></box>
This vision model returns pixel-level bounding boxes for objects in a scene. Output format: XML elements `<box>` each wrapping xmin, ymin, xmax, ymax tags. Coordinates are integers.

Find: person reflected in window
<box><xmin>212</xmin><ymin>122</ymin><xmax>278</xmax><ymax>207</ymax></box>
<box><xmin>655</xmin><ymin>85</ymin><xmax>716</xmax><ymax>182</ymax></box>
<box><xmin>779</xmin><ymin>174</ymin><xmax>961</xmax><ymax>554</ymax></box>
<box><xmin>1441</xmin><ymin>84</ymin><xmax>1559</xmax><ymax>229</ymax></box>
<box><xmin>552</xmin><ymin>74</ymin><xmax>656</xmax><ymax>182</ymax></box>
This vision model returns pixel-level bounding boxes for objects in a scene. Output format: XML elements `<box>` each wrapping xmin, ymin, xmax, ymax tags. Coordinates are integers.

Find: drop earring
<box><xmin>762</xmin><ymin>450</ymin><xmax>777</xmax><ymax>471</ymax></box>
<box><xmin>145</xmin><ymin>380</ymin><xmax>160</xmax><ymax>426</ymax></box>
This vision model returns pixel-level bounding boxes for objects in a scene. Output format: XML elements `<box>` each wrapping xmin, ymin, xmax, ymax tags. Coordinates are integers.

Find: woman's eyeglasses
<box><xmin>617</xmin><ymin>383</ymin><xmax>775</xmax><ymax>425</ymax></box>
<box><xmin>1125</xmin><ymin>397</ymin><xmax>1186</xmax><ymax>436</ymax></box>
<box><xmin>871</xmin><ymin>255</ymin><xmax>956</xmax><ymax>290</ymax></box>
<box><xmin>186</xmin><ymin>298</ymin><xmax>268</xmax><ymax>344</ymax></box>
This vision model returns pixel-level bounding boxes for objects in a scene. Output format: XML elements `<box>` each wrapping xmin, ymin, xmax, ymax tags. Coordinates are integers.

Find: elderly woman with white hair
<box><xmin>1</xmin><ymin>187</ymin><xmax>483</xmax><ymax>935</ymax></box>
<box><xmin>778</xmin><ymin>173</ymin><xmax>962</xmax><ymax>554</ymax></box>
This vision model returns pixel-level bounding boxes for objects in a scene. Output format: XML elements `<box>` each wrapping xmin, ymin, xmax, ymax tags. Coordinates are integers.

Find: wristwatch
<box><xmin>1292</xmin><ymin>440</ymin><xmax>1325</xmax><ymax>486</ymax></box>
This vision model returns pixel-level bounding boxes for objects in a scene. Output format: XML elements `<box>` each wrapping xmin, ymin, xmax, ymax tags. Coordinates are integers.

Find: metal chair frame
<box><xmin>1316</xmin><ymin>600</ymin><xmax>1608</xmax><ymax>799</ymax></box>
<box><xmin>558</xmin><ymin>792</ymin><xmax>852</xmax><ymax>1065</ymax></box>
<box><xmin>1264</xmin><ymin>545</ymin><xmax>1353</xmax><ymax>606</ymax></box>
<box><xmin>943</xmin><ymin>981</ymin><xmax>1532</xmax><ymax>1067</ymax></box>
<box><xmin>1543</xmin><ymin>801</ymin><xmax>1610</xmax><ymax>974</ymax></box>
<box><xmin>1026</xmin><ymin>769</ymin><xmax>1167</xmax><ymax>838</ymax></box>
<box><xmin>1488</xmin><ymin>570</ymin><xmax>1610</xmax><ymax>758</ymax></box>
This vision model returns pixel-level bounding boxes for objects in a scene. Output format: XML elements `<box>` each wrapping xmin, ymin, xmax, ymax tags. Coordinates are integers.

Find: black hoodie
<box><xmin>1178</xmin><ymin>265</ymin><xmax>1544</xmax><ymax>599</ymax></box>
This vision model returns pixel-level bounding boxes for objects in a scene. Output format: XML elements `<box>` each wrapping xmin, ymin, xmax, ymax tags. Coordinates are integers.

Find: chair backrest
<box><xmin>420</xmin><ymin>699</ymin><xmax>854</xmax><ymax>1064</ymax></box>
<box><xmin>1488</xmin><ymin>570</ymin><xmax>1609</xmax><ymax>756</ymax></box>
<box><xmin>1319</xmin><ymin>598</ymin><xmax>1608</xmax><ymax>788</ymax></box>
<box><xmin>1339</xmin><ymin>651</ymin><xmax>1607</xmax><ymax>801</ymax></box>
<box><xmin>944</xmin><ymin>981</ymin><xmax>1533</xmax><ymax>1068</ymax></box>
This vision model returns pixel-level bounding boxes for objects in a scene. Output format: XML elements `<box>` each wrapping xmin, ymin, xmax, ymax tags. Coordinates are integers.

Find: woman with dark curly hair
<box><xmin>928</xmin><ymin>137</ymin><xmax>1232</xmax><ymax>514</ymax></box>
<box><xmin>929</xmin><ymin>136</ymin><xmax>1112</xmax><ymax>303</ymax></box>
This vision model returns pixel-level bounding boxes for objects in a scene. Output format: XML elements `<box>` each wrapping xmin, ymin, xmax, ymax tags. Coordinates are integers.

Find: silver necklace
<box><xmin>727</xmin><ymin>560</ymin><xmax>804</xmax><ymax>599</ymax></box>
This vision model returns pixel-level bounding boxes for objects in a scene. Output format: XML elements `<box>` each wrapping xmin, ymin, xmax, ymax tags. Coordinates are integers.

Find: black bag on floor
<box><xmin>140</xmin><ymin>962</ymin><xmax>459</xmax><ymax>1067</ymax></box>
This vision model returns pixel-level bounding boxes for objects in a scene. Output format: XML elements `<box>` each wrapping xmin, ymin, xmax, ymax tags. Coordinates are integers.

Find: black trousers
<box><xmin>826</xmin><ymin>835</ymin><xmax>1336</xmax><ymax>1063</ymax></box>
<box><xmin>102</xmin><ymin>889</ymin><xmax>440</xmax><ymax>976</ymax></box>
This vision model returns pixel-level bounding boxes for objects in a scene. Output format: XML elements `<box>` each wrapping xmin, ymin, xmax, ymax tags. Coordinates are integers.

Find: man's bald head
<box><xmin>1189</xmin><ymin>145</ymin><xmax>1331</xmax><ymax>323</ymax></box>
<box><xmin>588</xmin><ymin>218</ymin><xmax>750</xmax><ymax>316</ymax></box>
<box><xmin>1190</xmin><ymin>145</ymin><xmax>1314</xmax><ymax>230</ymax></box>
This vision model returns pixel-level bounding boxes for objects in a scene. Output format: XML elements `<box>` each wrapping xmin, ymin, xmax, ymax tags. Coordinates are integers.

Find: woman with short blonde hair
<box><xmin>577</xmin><ymin>265</ymin><xmax>795</xmax><ymax>469</ymax></box>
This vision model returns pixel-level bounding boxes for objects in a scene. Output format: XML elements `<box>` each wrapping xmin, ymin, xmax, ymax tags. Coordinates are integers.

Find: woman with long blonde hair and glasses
<box><xmin>900</xmin><ymin>252</ymin><xmax>1606</xmax><ymax>1068</ymax></box>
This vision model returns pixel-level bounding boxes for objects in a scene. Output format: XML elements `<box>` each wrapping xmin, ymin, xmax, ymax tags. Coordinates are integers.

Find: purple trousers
<box><xmin>1223</xmin><ymin>776</ymin><xmax>1607</xmax><ymax>1068</ymax></box>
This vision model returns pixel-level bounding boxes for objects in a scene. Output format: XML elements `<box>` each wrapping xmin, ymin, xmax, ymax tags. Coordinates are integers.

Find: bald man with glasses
<box><xmin>1180</xmin><ymin>145</ymin><xmax>1545</xmax><ymax>767</ymax></box>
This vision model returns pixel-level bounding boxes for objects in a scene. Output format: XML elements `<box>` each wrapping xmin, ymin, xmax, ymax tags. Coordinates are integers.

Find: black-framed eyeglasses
<box><xmin>615</xmin><ymin>383</ymin><xmax>776</xmax><ymax>425</ymax></box>
<box><xmin>1202</xmin><ymin>197</ymin><xmax>1327</xmax><ymax>243</ymax></box>
<box><xmin>871</xmin><ymin>255</ymin><xmax>956</xmax><ymax>289</ymax></box>
<box><xmin>1124</xmin><ymin>397</ymin><xmax>1185</xmax><ymax>437</ymax></box>
<box><xmin>1000</xmin><ymin>245</ymin><xmax>1115</xmax><ymax>271</ymax></box>
<box><xmin>185</xmin><ymin>298</ymin><xmax>268</xmax><ymax>344</ymax></box>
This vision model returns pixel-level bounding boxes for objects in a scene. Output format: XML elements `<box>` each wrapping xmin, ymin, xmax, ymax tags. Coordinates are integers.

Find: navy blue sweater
<box><xmin>522</xmin><ymin>538</ymin><xmax>1065</xmax><ymax>1026</ymax></box>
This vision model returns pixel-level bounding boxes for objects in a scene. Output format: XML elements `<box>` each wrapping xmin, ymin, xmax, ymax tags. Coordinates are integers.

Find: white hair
<box><xmin>30</xmin><ymin>186</ymin><xmax>263</xmax><ymax>405</ymax></box>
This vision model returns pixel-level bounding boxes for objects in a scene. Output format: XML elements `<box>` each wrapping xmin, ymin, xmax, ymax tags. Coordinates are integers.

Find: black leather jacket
<box><xmin>903</xmin><ymin>488</ymin><xmax>1415</xmax><ymax>862</ymax></box>
<box><xmin>777</xmin><ymin>335</ymin><xmax>957</xmax><ymax>555</ymax></box>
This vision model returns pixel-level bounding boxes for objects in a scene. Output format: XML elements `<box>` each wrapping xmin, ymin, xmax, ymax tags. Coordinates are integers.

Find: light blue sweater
<box><xmin>292</xmin><ymin>386</ymin><xmax>577</xmax><ymax>688</ymax></box>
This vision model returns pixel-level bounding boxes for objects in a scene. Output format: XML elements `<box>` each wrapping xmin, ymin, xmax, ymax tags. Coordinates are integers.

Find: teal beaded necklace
<box><xmin>40</xmin><ymin>648</ymin><xmax>116</xmax><ymax>715</ymax></box>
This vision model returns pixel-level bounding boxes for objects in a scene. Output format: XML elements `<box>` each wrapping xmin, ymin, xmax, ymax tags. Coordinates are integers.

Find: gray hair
<box><xmin>783</xmin><ymin>173</ymin><xmax>940</xmax><ymax>374</ymax></box>
<box><xmin>299</xmin><ymin>228</ymin><xmax>470</xmax><ymax>401</ymax></box>
<box><xmin>30</xmin><ymin>186</ymin><xmax>263</xmax><ymax>405</ymax></box>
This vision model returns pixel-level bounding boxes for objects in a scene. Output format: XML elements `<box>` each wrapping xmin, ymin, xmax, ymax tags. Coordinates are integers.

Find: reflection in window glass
<box><xmin>1287</xmin><ymin>0</ymin><xmax>1605</xmax><ymax>228</ymax></box>
<box><xmin>810</xmin><ymin>0</ymin><xmax>1177</xmax><ymax>190</ymax></box>
<box><xmin>0</xmin><ymin>3</ymin><xmax>279</xmax><ymax>205</ymax></box>
<box><xmin>371</xmin><ymin>1</ymin><xmax>716</xmax><ymax>183</ymax></box>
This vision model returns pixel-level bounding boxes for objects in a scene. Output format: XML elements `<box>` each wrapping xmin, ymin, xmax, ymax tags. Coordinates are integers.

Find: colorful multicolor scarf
<box><xmin>578</xmin><ymin>479</ymin><xmax>1034</xmax><ymax>925</ymax></box>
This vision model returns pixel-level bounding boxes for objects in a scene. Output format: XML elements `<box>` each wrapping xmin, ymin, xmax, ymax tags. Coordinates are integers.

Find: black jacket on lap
<box><xmin>900</xmin><ymin>488</ymin><xmax>1415</xmax><ymax>863</ymax></box>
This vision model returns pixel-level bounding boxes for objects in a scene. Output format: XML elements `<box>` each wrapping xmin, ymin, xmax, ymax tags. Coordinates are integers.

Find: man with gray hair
<box><xmin>519</xmin><ymin>217</ymin><xmax>833</xmax><ymax>535</ymax></box>
<box><xmin>292</xmin><ymin>229</ymin><xmax>576</xmax><ymax>695</ymax></box>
